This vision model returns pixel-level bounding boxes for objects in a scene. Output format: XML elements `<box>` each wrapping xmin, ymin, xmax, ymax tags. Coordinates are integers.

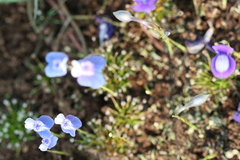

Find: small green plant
<box><xmin>192</xmin><ymin>61</ymin><xmax>233</xmax><ymax>104</ymax></box>
<box><xmin>76</xmin><ymin>96</ymin><xmax>144</xmax><ymax>156</ymax></box>
<box><xmin>91</xmin><ymin>45</ymin><xmax>134</xmax><ymax>98</ymax></box>
<box><xmin>0</xmin><ymin>99</ymin><xmax>37</xmax><ymax>155</ymax></box>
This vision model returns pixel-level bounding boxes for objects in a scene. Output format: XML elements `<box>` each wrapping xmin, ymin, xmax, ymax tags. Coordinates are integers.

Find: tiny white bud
<box><xmin>113</xmin><ymin>10</ymin><xmax>133</xmax><ymax>22</ymax></box>
<box><xmin>176</xmin><ymin>94</ymin><xmax>210</xmax><ymax>115</ymax></box>
<box><xmin>3</xmin><ymin>100</ymin><xmax>10</xmax><ymax>106</ymax></box>
<box><xmin>191</xmin><ymin>94</ymin><xmax>210</xmax><ymax>107</ymax></box>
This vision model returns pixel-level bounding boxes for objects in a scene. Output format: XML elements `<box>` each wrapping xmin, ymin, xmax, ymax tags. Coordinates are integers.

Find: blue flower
<box><xmin>54</xmin><ymin>113</ymin><xmax>82</xmax><ymax>137</ymax></box>
<box><xmin>96</xmin><ymin>17</ymin><xmax>114</xmax><ymax>44</ymax></box>
<box><xmin>25</xmin><ymin>115</ymin><xmax>54</xmax><ymax>139</ymax></box>
<box><xmin>233</xmin><ymin>103</ymin><xmax>240</xmax><ymax>123</ymax></box>
<box><xmin>70</xmin><ymin>55</ymin><xmax>106</xmax><ymax>89</ymax></box>
<box><xmin>38</xmin><ymin>135</ymin><xmax>58</xmax><ymax>152</ymax></box>
<box><xmin>45</xmin><ymin>52</ymin><xmax>69</xmax><ymax>77</ymax></box>
<box><xmin>132</xmin><ymin>0</ymin><xmax>157</xmax><ymax>13</ymax></box>
<box><xmin>211</xmin><ymin>44</ymin><xmax>236</xmax><ymax>79</ymax></box>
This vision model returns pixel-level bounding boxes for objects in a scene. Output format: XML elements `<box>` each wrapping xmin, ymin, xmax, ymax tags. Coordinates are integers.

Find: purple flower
<box><xmin>25</xmin><ymin>115</ymin><xmax>54</xmax><ymax>139</ymax></box>
<box><xmin>96</xmin><ymin>17</ymin><xmax>114</xmax><ymax>44</ymax></box>
<box><xmin>70</xmin><ymin>55</ymin><xmax>106</xmax><ymax>89</ymax></box>
<box><xmin>38</xmin><ymin>135</ymin><xmax>58</xmax><ymax>151</ymax></box>
<box><xmin>211</xmin><ymin>44</ymin><xmax>236</xmax><ymax>79</ymax></box>
<box><xmin>54</xmin><ymin>113</ymin><xmax>82</xmax><ymax>137</ymax></box>
<box><xmin>132</xmin><ymin>0</ymin><xmax>157</xmax><ymax>13</ymax></box>
<box><xmin>45</xmin><ymin>52</ymin><xmax>69</xmax><ymax>77</ymax></box>
<box><xmin>185</xmin><ymin>27</ymin><xmax>214</xmax><ymax>54</ymax></box>
<box><xmin>233</xmin><ymin>103</ymin><xmax>240</xmax><ymax>123</ymax></box>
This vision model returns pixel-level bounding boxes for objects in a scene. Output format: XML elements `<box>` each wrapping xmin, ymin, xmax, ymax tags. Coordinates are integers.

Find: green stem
<box><xmin>164</xmin><ymin>37</ymin><xmax>174</xmax><ymax>56</ymax></box>
<box><xmin>47</xmin><ymin>150</ymin><xmax>70</xmax><ymax>156</ymax></box>
<box><xmin>168</xmin><ymin>37</ymin><xmax>187</xmax><ymax>52</ymax></box>
<box><xmin>5</xmin><ymin>104</ymin><xmax>15</xmax><ymax>118</ymax></box>
<box><xmin>101</xmin><ymin>86</ymin><xmax>115</xmax><ymax>95</ymax></box>
<box><xmin>50</xmin><ymin>131</ymin><xmax>65</xmax><ymax>138</ymax></box>
<box><xmin>27</xmin><ymin>0</ymin><xmax>40</xmax><ymax>33</ymax></box>
<box><xmin>77</xmin><ymin>128</ymin><xmax>89</xmax><ymax>135</ymax></box>
<box><xmin>72</xmin><ymin>15</ymin><xmax>95</xmax><ymax>20</ymax></box>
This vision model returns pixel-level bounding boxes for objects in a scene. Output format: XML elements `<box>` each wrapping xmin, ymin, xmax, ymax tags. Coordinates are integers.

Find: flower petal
<box><xmin>76</xmin><ymin>72</ymin><xmax>105</xmax><ymax>89</ymax></box>
<box><xmin>132</xmin><ymin>4</ymin><xmax>156</xmax><ymax>12</ymax></box>
<box><xmin>24</xmin><ymin>118</ymin><xmax>35</xmax><ymax>130</ymax></box>
<box><xmin>211</xmin><ymin>54</ymin><xmax>236</xmax><ymax>79</ymax></box>
<box><xmin>71</xmin><ymin>60</ymin><xmax>82</xmax><ymax>78</ymax></box>
<box><xmin>98</xmin><ymin>21</ymin><xmax>114</xmax><ymax>44</ymax></box>
<box><xmin>37</xmin><ymin>115</ymin><xmax>54</xmax><ymax>129</ymax></box>
<box><xmin>66</xmin><ymin>115</ymin><xmax>82</xmax><ymax>129</ymax></box>
<box><xmin>61</xmin><ymin>128</ymin><xmax>76</xmax><ymax>137</ymax></box>
<box><xmin>81</xmin><ymin>55</ymin><xmax>106</xmax><ymax>71</ymax></box>
<box><xmin>212</xmin><ymin>44</ymin><xmax>234</xmax><ymax>54</ymax></box>
<box><xmin>135</xmin><ymin>0</ymin><xmax>157</xmax><ymax>4</ymax></box>
<box><xmin>39</xmin><ymin>143</ymin><xmax>48</xmax><ymax>152</ymax></box>
<box><xmin>45</xmin><ymin>52</ymin><xmax>68</xmax><ymax>63</ymax></box>
<box><xmin>233</xmin><ymin>112</ymin><xmax>240</xmax><ymax>123</ymax></box>
<box><xmin>54</xmin><ymin>113</ymin><xmax>65</xmax><ymax>125</ymax></box>
<box><xmin>48</xmin><ymin>136</ymin><xmax>58</xmax><ymax>149</ymax></box>
<box><xmin>45</xmin><ymin>64</ymin><xmax>68</xmax><ymax>78</ymax></box>
<box><xmin>215</xmin><ymin>54</ymin><xmax>229</xmax><ymax>72</ymax></box>
<box><xmin>38</xmin><ymin>130</ymin><xmax>52</xmax><ymax>139</ymax></box>
<box><xmin>185</xmin><ymin>35</ymin><xmax>205</xmax><ymax>54</ymax></box>
<box><xmin>238</xmin><ymin>103</ymin><xmax>240</xmax><ymax>112</ymax></box>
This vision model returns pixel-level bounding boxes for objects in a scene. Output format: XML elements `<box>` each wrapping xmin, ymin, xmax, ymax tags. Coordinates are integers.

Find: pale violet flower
<box><xmin>132</xmin><ymin>0</ymin><xmax>157</xmax><ymax>13</ymax></box>
<box><xmin>39</xmin><ymin>135</ymin><xmax>58</xmax><ymax>152</ymax></box>
<box><xmin>233</xmin><ymin>103</ymin><xmax>240</xmax><ymax>123</ymax></box>
<box><xmin>54</xmin><ymin>113</ymin><xmax>82</xmax><ymax>137</ymax></box>
<box><xmin>113</xmin><ymin>10</ymin><xmax>152</xmax><ymax>28</ymax></box>
<box><xmin>70</xmin><ymin>55</ymin><xmax>106</xmax><ymax>89</ymax></box>
<box><xmin>176</xmin><ymin>94</ymin><xmax>210</xmax><ymax>115</ymax></box>
<box><xmin>45</xmin><ymin>52</ymin><xmax>69</xmax><ymax>77</ymax></box>
<box><xmin>211</xmin><ymin>44</ymin><xmax>236</xmax><ymax>79</ymax></box>
<box><xmin>25</xmin><ymin>115</ymin><xmax>54</xmax><ymax>139</ymax></box>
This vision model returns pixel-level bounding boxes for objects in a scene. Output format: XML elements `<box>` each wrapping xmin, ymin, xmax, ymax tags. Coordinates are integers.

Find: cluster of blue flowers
<box><xmin>25</xmin><ymin>114</ymin><xmax>82</xmax><ymax>151</ymax></box>
<box><xmin>45</xmin><ymin>52</ymin><xmax>106</xmax><ymax>89</ymax></box>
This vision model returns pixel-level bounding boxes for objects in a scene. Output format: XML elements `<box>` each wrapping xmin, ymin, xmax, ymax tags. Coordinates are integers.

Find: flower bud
<box><xmin>113</xmin><ymin>10</ymin><xmax>133</xmax><ymax>22</ymax></box>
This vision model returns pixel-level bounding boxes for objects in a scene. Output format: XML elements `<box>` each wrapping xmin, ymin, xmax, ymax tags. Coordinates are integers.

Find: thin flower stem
<box><xmin>168</xmin><ymin>37</ymin><xmax>187</xmax><ymax>52</ymax></box>
<box><xmin>101</xmin><ymin>86</ymin><xmax>115</xmax><ymax>95</ymax></box>
<box><xmin>72</xmin><ymin>15</ymin><xmax>95</xmax><ymax>20</ymax></box>
<box><xmin>47</xmin><ymin>150</ymin><xmax>71</xmax><ymax>156</ymax></box>
<box><xmin>77</xmin><ymin>128</ymin><xmax>89</xmax><ymax>135</ymax></box>
<box><xmin>164</xmin><ymin>37</ymin><xmax>174</xmax><ymax>56</ymax></box>
<box><xmin>50</xmin><ymin>131</ymin><xmax>65</xmax><ymax>138</ymax></box>
<box><xmin>97</xmin><ymin>0</ymin><xmax>108</xmax><ymax>14</ymax></box>
<box><xmin>5</xmin><ymin>104</ymin><xmax>15</xmax><ymax>118</ymax></box>
<box><xmin>26</xmin><ymin>0</ymin><xmax>40</xmax><ymax>33</ymax></box>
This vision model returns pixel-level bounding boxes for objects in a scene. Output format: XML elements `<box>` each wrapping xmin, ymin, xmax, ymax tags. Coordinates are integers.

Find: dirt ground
<box><xmin>1</xmin><ymin>0</ymin><xmax>240</xmax><ymax>160</ymax></box>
